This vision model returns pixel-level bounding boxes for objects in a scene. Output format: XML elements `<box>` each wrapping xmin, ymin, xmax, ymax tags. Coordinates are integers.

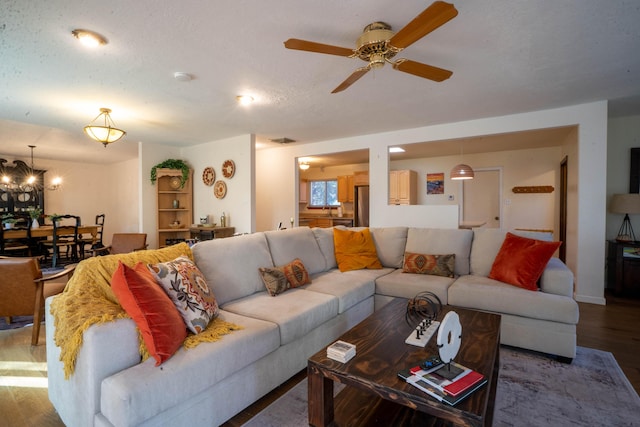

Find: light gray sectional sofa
<box><xmin>45</xmin><ymin>226</ymin><xmax>579</xmax><ymax>427</ymax></box>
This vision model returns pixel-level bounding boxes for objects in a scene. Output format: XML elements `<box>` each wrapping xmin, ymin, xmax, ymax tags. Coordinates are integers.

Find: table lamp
<box><xmin>609</xmin><ymin>193</ymin><xmax>640</xmax><ymax>242</ymax></box>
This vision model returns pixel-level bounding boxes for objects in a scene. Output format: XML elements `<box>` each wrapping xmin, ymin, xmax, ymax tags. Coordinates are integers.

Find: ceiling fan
<box><xmin>284</xmin><ymin>1</ymin><xmax>458</xmax><ymax>93</ymax></box>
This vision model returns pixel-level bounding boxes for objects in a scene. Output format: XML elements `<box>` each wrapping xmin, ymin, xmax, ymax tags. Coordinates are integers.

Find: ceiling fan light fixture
<box><xmin>84</xmin><ymin>108</ymin><xmax>126</xmax><ymax>147</ymax></box>
<box><xmin>450</xmin><ymin>163</ymin><xmax>475</xmax><ymax>180</ymax></box>
<box><xmin>236</xmin><ymin>95</ymin><xmax>254</xmax><ymax>106</ymax></box>
<box><xmin>72</xmin><ymin>29</ymin><xmax>108</xmax><ymax>47</ymax></box>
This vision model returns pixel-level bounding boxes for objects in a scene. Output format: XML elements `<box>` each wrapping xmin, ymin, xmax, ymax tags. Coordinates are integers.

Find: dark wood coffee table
<box><xmin>308</xmin><ymin>298</ymin><xmax>501</xmax><ymax>427</ymax></box>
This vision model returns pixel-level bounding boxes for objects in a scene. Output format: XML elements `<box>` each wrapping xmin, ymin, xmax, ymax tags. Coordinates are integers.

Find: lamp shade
<box><xmin>450</xmin><ymin>164</ymin><xmax>474</xmax><ymax>180</ymax></box>
<box><xmin>84</xmin><ymin>108</ymin><xmax>126</xmax><ymax>147</ymax></box>
<box><xmin>609</xmin><ymin>193</ymin><xmax>640</xmax><ymax>214</ymax></box>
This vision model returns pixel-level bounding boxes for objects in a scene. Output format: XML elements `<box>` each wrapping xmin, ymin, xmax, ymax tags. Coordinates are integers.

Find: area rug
<box><xmin>0</xmin><ymin>316</ymin><xmax>35</xmax><ymax>330</ymax></box>
<box><xmin>242</xmin><ymin>346</ymin><xmax>640</xmax><ymax>427</ymax></box>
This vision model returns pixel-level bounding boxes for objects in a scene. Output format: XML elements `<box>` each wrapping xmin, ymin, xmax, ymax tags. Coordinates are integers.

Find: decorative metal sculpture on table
<box><xmin>404</xmin><ymin>291</ymin><xmax>442</xmax><ymax>347</ymax></box>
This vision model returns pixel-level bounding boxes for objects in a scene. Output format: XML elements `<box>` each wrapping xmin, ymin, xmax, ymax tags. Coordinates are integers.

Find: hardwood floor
<box><xmin>1</xmin><ymin>292</ymin><xmax>638</xmax><ymax>427</ymax></box>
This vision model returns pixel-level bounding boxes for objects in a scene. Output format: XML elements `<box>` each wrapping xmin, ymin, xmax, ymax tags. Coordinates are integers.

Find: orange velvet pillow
<box><xmin>488</xmin><ymin>232</ymin><xmax>561</xmax><ymax>291</ymax></box>
<box><xmin>111</xmin><ymin>261</ymin><xmax>187</xmax><ymax>365</ymax></box>
<box><xmin>333</xmin><ymin>227</ymin><xmax>382</xmax><ymax>272</ymax></box>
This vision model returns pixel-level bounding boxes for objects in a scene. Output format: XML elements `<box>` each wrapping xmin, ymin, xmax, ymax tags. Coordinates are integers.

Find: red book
<box><xmin>443</xmin><ymin>370</ymin><xmax>485</xmax><ymax>397</ymax></box>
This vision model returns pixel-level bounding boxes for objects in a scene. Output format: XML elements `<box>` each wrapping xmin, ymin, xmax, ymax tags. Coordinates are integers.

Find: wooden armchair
<box><xmin>93</xmin><ymin>233</ymin><xmax>148</xmax><ymax>256</ymax></box>
<box><xmin>0</xmin><ymin>256</ymin><xmax>76</xmax><ymax>345</ymax></box>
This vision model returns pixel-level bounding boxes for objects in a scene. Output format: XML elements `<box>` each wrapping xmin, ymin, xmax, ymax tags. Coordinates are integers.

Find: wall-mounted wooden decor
<box><xmin>512</xmin><ymin>186</ymin><xmax>554</xmax><ymax>194</ymax></box>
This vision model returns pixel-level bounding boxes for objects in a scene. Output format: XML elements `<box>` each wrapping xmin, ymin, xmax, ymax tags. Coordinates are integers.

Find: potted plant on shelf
<box><xmin>150</xmin><ymin>159</ymin><xmax>190</xmax><ymax>188</ymax></box>
<box><xmin>2</xmin><ymin>214</ymin><xmax>18</xmax><ymax>229</ymax></box>
<box><xmin>27</xmin><ymin>207</ymin><xmax>42</xmax><ymax>228</ymax></box>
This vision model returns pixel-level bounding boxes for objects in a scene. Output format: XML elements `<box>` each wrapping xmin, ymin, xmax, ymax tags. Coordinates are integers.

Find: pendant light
<box><xmin>84</xmin><ymin>108</ymin><xmax>126</xmax><ymax>147</ymax></box>
<box><xmin>450</xmin><ymin>143</ymin><xmax>474</xmax><ymax>180</ymax></box>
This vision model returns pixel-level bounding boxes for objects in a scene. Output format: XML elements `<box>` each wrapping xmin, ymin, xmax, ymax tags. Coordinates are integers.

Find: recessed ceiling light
<box><xmin>174</xmin><ymin>72</ymin><xmax>193</xmax><ymax>82</ymax></box>
<box><xmin>389</xmin><ymin>146</ymin><xmax>405</xmax><ymax>153</ymax></box>
<box><xmin>72</xmin><ymin>29</ymin><xmax>108</xmax><ymax>47</ymax></box>
<box><xmin>236</xmin><ymin>95</ymin><xmax>254</xmax><ymax>106</ymax></box>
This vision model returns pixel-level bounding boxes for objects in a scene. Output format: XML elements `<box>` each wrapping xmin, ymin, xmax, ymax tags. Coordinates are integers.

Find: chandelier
<box><xmin>84</xmin><ymin>108</ymin><xmax>126</xmax><ymax>147</ymax></box>
<box><xmin>0</xmin><ymin>145</ymin><xmax>38</xmax><ymax>193</ymax></box>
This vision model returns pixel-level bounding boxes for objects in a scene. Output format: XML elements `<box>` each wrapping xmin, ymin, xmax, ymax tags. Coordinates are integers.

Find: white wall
<box><xmin>607</xmin><ymin>115</ymin><xmax>640</xmax><ymax>239</ymax></box>
<box><xmin>256</xmin><ymin>101</ymin><xmax>608</xmax><ymax>304</ymax></box>
<box><xmin>183</xmin><ymin>134</ymin><xmax>255</xmax><ymax>235</ymax></box>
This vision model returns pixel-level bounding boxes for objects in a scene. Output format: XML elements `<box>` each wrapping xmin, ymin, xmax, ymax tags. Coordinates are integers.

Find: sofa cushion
<box><xmin>370</xmin><ymin>227</ymin><xmax>408</xmax><ymax>268</ymax></box>
<box><xmin>111</xmin><ymin>261</ymin><xmax>187</xmax><ymax>366</ymax></box>
<box><xmin>100</xmin><ymin>310</ymin><xmax>280</xmax><ymax>427</ymax></box>
<box><xmin>221</xmin><ymin>289</ymin><xmax>338</xmax><ymax>345</ymax></box>
<box><xmin>333</xmin><ymin>227</ymin><xmax>382</xmax><ymax>272</ymax></box>
<box><xmin>148</xmin><ymin>256</ymin><xmax>219</xmax><ymax>334</ymax></box>
<box><xmin>403</xmin><ymin>252</ymin><xmax>455</xmax><ymax>277</ymax></box>
<box><xmin>375</xmin><ymin>268</ymin><xmax>453</xmax><ymax>305</ymax></box>
<box><xmin>312</xmin><ymin>227</ymin><xmax>337</xmax><ymax>270</ymax></box>
<box><xmin>405</xmin><ymin>228</ymin><xmax>473</xmax><ymax>276</ymax></box>
<box><xmin>488</xmin><ymin>232</ymin><xmax>561</xmax><ymax>291</ymax></box>
<box><xmin>192</xmin><ymin>233</ymin><xmax>273</xmax><ymax>306</ymax></box>
<box><xmin>305</xmin><ymin>268</ymin><xmax>392</xmax><ymax>313</ymax></box>
<box><xmin>264</xmin><ymin>228</ymin><xmax>326</xmax><ymax>275</ymax></box>
<box><xmin>448</xmin><ymin>275</ymin><xmax>579</xmax><ymax>325</ymax></box>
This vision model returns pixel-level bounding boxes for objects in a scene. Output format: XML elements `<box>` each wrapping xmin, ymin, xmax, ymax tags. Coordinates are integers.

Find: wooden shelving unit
<box><xmin>156</xmin><ymin>168</ymin><xmax>193</xmax><ymax>247</ymax></box>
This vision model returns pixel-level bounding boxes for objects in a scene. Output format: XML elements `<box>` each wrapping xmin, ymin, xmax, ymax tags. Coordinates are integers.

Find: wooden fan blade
<box><xmin>284</xmin><ymin>39</ymin><xmax>354</xmax><ymax>57</ymax></box>
<box><xmin>393</xmin><ymin>59</ymin><xmax>452</xmax><ymax>82</ymax></box>
<box><xmin>331</xmin><ymin>67</ymin><xmax>370</xmax><ymax>93</ymax></box>
<box><xmin>389</xmin><ymin>1</ymin><xmax>458</xmax><ymax>49</ymax></box>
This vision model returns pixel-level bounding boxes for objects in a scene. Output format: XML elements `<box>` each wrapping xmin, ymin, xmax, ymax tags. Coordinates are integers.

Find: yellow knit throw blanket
<box><xmin>50</xmin><ymin>243</ymin><xmax>242</xmax><ymax>379</ymax></box>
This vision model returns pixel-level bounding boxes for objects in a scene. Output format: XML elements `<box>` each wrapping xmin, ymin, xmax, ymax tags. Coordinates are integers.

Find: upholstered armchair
<box><xmin>93</xmin><ymin>233</ymin><xmax>148</xmax><ymax>256</ymax></box>
<box><xmin>0</xmin><ymin>256</ymin><xmax>75</xmax><ymax>345</ymax></box>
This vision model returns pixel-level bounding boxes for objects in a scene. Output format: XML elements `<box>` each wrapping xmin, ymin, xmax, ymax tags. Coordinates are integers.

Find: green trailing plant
<box><xmin>150</xmin><ymin>159</ymin><xmax>190</xmax><ymax>188</ymax></box>
<box><xmin>47</xmin><ymin>213</ymin><xmax>61</xmax><ymax>222</ymax></box>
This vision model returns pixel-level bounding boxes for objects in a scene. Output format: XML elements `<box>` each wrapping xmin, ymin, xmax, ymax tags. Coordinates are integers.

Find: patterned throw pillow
<box><xmin>259</xmin><ymin>267</ymin><xmax>290</xmax><ymax>296</ymax></box>
<box><xmin>148</xmin><ymin>256</ymin><xmax>219</xmax><ymax>334</ymax></box>
<box><xmin>259</xmin><ymin>258</ymin><xmax>311</xmax><ymax>296</ymax></box>
<box><xmin>403</xmin><ymin>252</ymin><xmax>456</xmax><ymax>278</ymax></box>
<box><xmin>282</xmin><ymin>258</ymin><xmax>311</xmax><ymax>288</ymax></box>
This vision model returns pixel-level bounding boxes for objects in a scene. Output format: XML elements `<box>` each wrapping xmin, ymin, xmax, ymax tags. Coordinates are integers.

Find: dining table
<box><xmin>3</xmin><ymin>224</ymin><xmax>99</xmax><ymax>240</ymax></box>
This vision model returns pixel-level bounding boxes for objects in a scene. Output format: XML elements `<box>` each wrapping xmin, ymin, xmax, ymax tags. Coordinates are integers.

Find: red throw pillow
<box><xmin>488</xmin><ymin>232</ymin><xmax>561</xmax><ymax>291</ymax></box>
<box><xmin>111</xmin><ymin>261</ymin><xmax>187</xmax><ymax>365</ymax></box>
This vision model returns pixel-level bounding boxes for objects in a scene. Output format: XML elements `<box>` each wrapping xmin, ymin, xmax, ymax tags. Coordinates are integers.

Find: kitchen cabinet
<box><xmin>353</xmin><ymin>170</ymin><xmax>369</xmax><ymax>185</ymax></box>
<box><xmin>156</xmin><ymin>168</ymin><xmax>193</xmax><ymax>247</ymax></box>
<box><xmin>337</xmin><ymin>175</ymin><xmax>354</xmax><ymax>203</ymax></box>
<box><xmin>299</xmin><ymin>179</ymin><xmax>308</xmax><ymax>204</ymax></box>
<box><xmin>389</xmin><ymin>170</ymin><xmax>417</xmax><ymax>205</ymax></box>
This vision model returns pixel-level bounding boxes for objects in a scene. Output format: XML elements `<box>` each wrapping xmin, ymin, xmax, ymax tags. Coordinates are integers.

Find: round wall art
<box><xmin>222</xmin><ymin>159</ymin><xmax>235</xmax><ymax>178</ymax></box>
<box><xmin>202</xmin><ymin>166</ymin><xmax>215</xmax><ymax>186</ymax></box>
<box><xmin>214</xmin><ymin>180</ymin><xmax>227</xmax><ymax>199</ymax></box>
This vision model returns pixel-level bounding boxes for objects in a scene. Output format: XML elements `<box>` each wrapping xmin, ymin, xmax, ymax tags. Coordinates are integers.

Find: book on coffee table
<box><xmin>398</xmin><ymin>362</ymin><xmax>487</xmax><ymax>405</ymax></box>
<box><xmin>327</xmin><ymin>340</ymin><xmax>356</xmax><ymax>363</ymax></box>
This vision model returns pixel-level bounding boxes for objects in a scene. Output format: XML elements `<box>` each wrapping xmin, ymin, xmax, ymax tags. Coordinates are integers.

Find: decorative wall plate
<box><xmin>214</xmin><ymin>180</ymin><xmax>227</xmax><ymax>199</ymax></box>
<box><xmin>202</xmin><ymin>167</ymin><xmax>215</xmax><ymax>186</ymax></box>
<box><xmin>169</xmin><ymin>176</ymin><xmax>182</xmax><ymax>190</ymax></box>
<box><xmin>222</xmin><ymin>159</ymin><xmax>235</xmax><ymax>178</ymax></box>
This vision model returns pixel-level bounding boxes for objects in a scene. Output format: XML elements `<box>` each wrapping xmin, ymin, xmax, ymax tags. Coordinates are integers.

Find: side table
<box><xmin>607</xmin><ymin>240</ymin><xmax>640</xmax><ymax>296</ymax></box>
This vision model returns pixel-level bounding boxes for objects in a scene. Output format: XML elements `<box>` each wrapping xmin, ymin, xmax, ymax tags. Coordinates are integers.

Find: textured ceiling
<box><xmin>1</xmin><ymin>0</ymin><xmax>639</xmax><ymax>164</ymax></box>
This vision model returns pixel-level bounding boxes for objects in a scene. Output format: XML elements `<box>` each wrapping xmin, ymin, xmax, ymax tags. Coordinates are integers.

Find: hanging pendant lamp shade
<box><xmin>450</xmin><ymin>163</ymin><xmax>474</xmax><ymax>180</ymax></box>
<box><xmin>84</xmin><ymin>108</ymin><xmax>126</xmax><ymax>147</ymax></box>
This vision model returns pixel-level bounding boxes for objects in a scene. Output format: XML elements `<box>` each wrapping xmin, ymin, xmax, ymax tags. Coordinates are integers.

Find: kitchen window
<box><xmin>308</xmin><ymin>180</ymin><xmax>340</xmax><ymax>208</ymax></box>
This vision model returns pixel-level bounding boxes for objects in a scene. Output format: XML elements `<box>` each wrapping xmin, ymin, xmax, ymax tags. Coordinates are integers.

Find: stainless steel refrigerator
<box><xmin>354</xmin><ymin>185</ymin><xmax>370</xmax><ymax>227</ymax></box>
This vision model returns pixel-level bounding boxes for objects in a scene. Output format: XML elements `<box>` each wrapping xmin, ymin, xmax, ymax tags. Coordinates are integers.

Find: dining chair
<box><xmin>93</xmin><ymin>233</ymin><xmax>148</xmax><ymax>256</ymax></box>
<box><xmin>0</xmin><ymin>216</ymin><xmax>33</xmax><ymax>256</ymax></box>
<box><xmin>0</xmin><ymin>256</ymin><xmax>75</xmax><ymax>345</ymax></box>
<box><xmin>40</xmin><ymin>214</ymin><xmax>81</xmax><ymax>268</ymax></box>
<box><xmin>79</xmin><ymin>213</ymin><xmax>105</xmax><ymax>259</ymax></box>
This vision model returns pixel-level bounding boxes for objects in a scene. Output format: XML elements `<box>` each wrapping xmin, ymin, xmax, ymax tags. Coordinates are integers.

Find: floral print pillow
<box><xmin>148</xmin><ymin>256</ymin><xmax>219</xmax><ymax>334</ymax></box>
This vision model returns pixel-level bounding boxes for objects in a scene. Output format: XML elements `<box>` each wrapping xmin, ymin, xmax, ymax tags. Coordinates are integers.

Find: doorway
<box><xmin>462</xmin><ymin>168</ymin><xmax>502</xmax><ymax>229</ymax></box>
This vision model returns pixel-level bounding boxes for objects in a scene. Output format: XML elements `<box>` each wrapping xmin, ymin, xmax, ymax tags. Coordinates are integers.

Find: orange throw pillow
<box><xmin>333</xmin><ymin>228</ymin><xmax>382</xmax><ymax>272</ymax></box>
<box><xmin>111</xmin><ymin>261</ymin><xmax>187</xmax><ymax>365</ymax></box>
<box><xmin>488</xmin><ymin>232</ymin><xmax>561</xmax><ymax>291</ymax></box>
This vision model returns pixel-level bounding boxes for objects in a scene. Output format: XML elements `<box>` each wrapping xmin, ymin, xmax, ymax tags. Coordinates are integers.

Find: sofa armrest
<box><xmin>47</xmin><ymin>297</ymin><xmax>141</xmax><ymax>427</ymax></box>
<box><xmin>539</xmin><ymin>257</ymin><xmax>574</xmax><ymax>297</ymax></box>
